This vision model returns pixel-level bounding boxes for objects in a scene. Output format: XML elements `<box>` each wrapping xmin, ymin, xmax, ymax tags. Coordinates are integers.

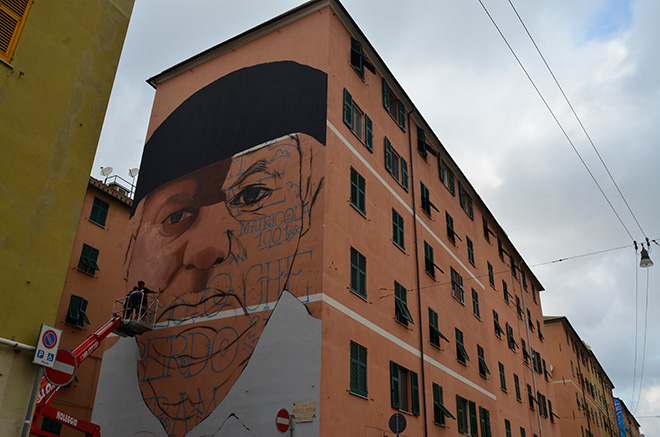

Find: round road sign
<box><xmin>42</xmin><ymin>330</ymin><xmax>58</xmax><ymax>349</ymax></box>
<box><xmin>45</xmin><ymin>348</ymin><xmax>77</xmax><ymax>386</ymax></box>
<box><xmin>276</xmin><ymin>408</ymin><xmax>290</xmax><ymax>433</ymax></box>
<box><xmin>389</xmin><ymin>413</ymin><xmax>407</xmax><ymax>434</ymax></box>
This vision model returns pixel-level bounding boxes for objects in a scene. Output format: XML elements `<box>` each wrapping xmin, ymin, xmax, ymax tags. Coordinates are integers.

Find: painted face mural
<box><xmin>121</xmin><ymin>62</ymin><xmax>327</xmax><ymax>436</ymax></box>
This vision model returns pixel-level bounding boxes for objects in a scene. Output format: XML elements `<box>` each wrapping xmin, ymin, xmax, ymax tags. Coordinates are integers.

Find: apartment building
<box><xmin>614</xmin><ymin>398</ymin><xmax>641</xmax><ymax>437</ymax></box>
<box><xmin>90</xmin><ymin>1</ymin><xmax>560</xmax><ymax>436</ymax></box>
<box><xmin>544</xmin><ymin>316</ymin><xmax>622</xmax><ymax>437</ymax></box>
<box><xmin>0</xmin><ymin>1</ymin><xmax>133</xmax><ymax>434</ymax></box>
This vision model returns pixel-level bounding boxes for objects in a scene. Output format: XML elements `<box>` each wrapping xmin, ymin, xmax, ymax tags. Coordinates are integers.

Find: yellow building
<box><xmin>0</xmin><ymin>1</ymin><xmax>134</xmax><ymax>434</ymax></box>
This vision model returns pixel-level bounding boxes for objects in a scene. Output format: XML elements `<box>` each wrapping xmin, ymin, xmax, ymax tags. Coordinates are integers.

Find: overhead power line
<box><xmin>476</xmin><ymin>0</ymin><xmax>635</xmax><ymax>242</ymax></box>
<box><xmin>505</xmin><ymin>0</ymin><xmax>649</xmax><ymax>241</ymax></box>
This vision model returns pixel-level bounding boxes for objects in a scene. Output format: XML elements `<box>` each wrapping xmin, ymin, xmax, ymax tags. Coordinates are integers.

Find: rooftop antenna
<box><xmin>100</xmin><ymin>166</ymin><xmax>113</xmax><ymax>183</ymax></box>
<box><xmin>128</xmin><ymin>168</ymin><xmax>139</xmax><ymax>196</ymax></box>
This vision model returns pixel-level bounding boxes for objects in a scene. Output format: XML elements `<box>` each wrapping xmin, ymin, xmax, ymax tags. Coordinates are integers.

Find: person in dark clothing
<box><xmin>125</xmin><ymin>281</ymin><xmax>152</xmax><ymax>319</ymax></box>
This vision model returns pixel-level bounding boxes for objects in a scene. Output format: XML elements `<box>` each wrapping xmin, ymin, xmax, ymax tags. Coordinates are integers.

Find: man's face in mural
<box><xmin>127</xmin><ymin>134</ymin><xmax>320</xmax><ymax>435</ymax></box>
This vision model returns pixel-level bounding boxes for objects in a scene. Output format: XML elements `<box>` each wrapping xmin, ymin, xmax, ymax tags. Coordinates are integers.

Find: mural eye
<box><xmin>161</xmin><ymin>209</ymin><xmax>195</xmax><ymax>225</ymax></box>
<box><xmin>228</xmin><ymin>184</ymin><xmax>272</xmax><ymax>208</ymax></box>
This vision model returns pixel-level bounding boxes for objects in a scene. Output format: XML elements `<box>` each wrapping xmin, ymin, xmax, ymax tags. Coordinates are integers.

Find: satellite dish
<box><xmin>100</xmin><ymin>167</ymin><xmax>113</xmax><ymax>176</ymax></box>
<box><xmin>129</xmin><ymin>168</ymin><xmax>139</xmax><ymax>178</ymax></box>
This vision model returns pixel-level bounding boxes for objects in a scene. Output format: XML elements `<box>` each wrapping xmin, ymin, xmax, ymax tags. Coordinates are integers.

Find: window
<box><xmin>428</xmin><ymin>307</ymin><xmax>448</xmax><ymax>347</ymax></box>
<box><xmin>394</xmin><ymin>282</ymin><xmax>414</xmax><ymax>326</ymax></box>
<box><xmin>432</xmin><ymin>383</ymin><xmax>455</xmax><ymax>425</ymax></box>
<box><xmin>455</xmin><ymin>328</ymin><xmax>469</xmax><ymax>364</ymax></box>
<box><xmin>505</xmin><ymin>419</ymin><xmax>512</xmax><ymax>437</ymax></box>
<box><xmin>446</xmin><ymin>211</ymin><xmax>456</xmax><ymax>244</ymax></box>
<box><xmin>390</xmin><ymin>361</ymin><xmax>419</xmax><ymax>415</ymax></box>
<box><xmin>466</xmin><ymin>236</ymin><xmax>475</xmax><ymax>265</ymax></box>
<box><xmin>384</xmin><ymin>137</ymin><xmax>408</xmax><ymax>191</ymax></box>
<box><xmin>498</xmin><ymin>362</ymin><xmax>507</xmax><ymax>391</ymax></box>
<box><xmin>493</xmin><ymin>310</ymin><xmax>504</xmax><ymax>338</ymax></box>
<box><xmin>571</xmin><ymin>360</ymin><xmax>575</xmax><ymax>376</ymax></box>
<box><xmin>349</xmin><ymin>37</ymin><xmax>375</xmax><ymax>78</ymax></box>
<box><xmin>424</xmin><ymin>241</ymin><xmax>435</xmax><ymax>278</ymax></box>
<box><xmin>90</xmin><ymin>197</ymin><xmax>109</xmax><ymax>226</ymax></box>
<box><xmin>516</xmin><ymin>296</ymin><xmax>523</xmax><ymax>319</ymax></box>
<box><xmin>506</xmin><ymin>323</ymin><xmax>518</xmax><ymax>351</ymax></box>
<box><xmin>420</xmin><ymin>182</ymin><xmax>438</xmax><ymax>215</ymax></box>
<box><xmin>471</xmin><ymin>288</ymin><xmax>480</xmax><ymax>318</ymax></box>
<box><xmin>479</xmin><ymin>406</ymin><xmax>492</xmax><ymax>437</ymax></box>
<box><xmin>528</xmin><ymin>384</ymin><xmax>535</xmax><ymax>410</ymax></box>
<box><xmin>78</xmin><ymin>244</ymin><xmax>100</xmax><ymax>275</ymax></box>
<box><xmin>549</xmin><ymin>400</ymin><xmax>556</xmax><ymax>423</ymax></box>
<box><xmin>350</xmin><ymin>247</ymin><xmax>366</xmax><ymax>298</ymax></box>
<box><xmin>538</xmin><ymin>392</ymin><xmax>548</xmax><ymax>418</ymax></box>
<box><xmin>450</xmin><ymin>267</ymin><xmax>465</xmax><ymax>304</ymax></box>
<box><xmin>498</xmin><ymin>237</ymin><xmax>505</xmax><ymax>260</ymax></box>
<box><xmin>65</xmin><ymin>295</ymin><xmax>90</xmax><ymax>328</ymax></box>
<box><xmin>488</xmin><ymin>262</ymin><xmax>494</xmax><ymax>287</ymax></box>
<box><xmin>458</xmin><ymin>181</ymin><xmax>474</xmax><ymax>219</ymax></box>
<box><xmin>350</xmin><ymin>341</ymin><xmax>367</xmax><ymax>397</ymax></box>
<box><xmin>503</xmin><ymin>280</ymin><xmax>510</xmax><ymax>304</ymax></box>
<box><xmin>533</xmin><ymin>350</ymin><xmax>542</xmax><ymax>374</ymax></box>
<box><xmin>343</xmin><ymin>89</ymin><xmax>373</xmax><ymax>151</ymax></box>
<box><xmin>382</xmin><ymin>78</ymin><xmax>406</xmax><ymax>131</ymax></box>
<box><xmin>537</xmin><ymin>320</ymin><xmax>544</xmax><ymax>341</ymax></box>
<box><xmin>482</xmin><ymin>216</ymin><xmax>494</xmax><ymax>242</ymax></box>
<box><xmin>514</xmin><ymin>373</ymin><xmax>521</xmax><ymax>401</ymax></box>
<box><xmin>392</xmin><ymin>208</ymin><xmax>405</xmax><ymax>249</ymax></box>
<box><xmin>0</xmin><ymin>0</ymin><xmax>33</xmax><ymax>63</ymax></box>
<box><xmin>532</xmin><ymin>284</ymin><xmax>538</xmax><ymax>304</ymax></box>
<box><xmin>520</xmin><ymin>427</ymin><xmax>526</xmax><ymax>437</ymax></box>
<box><xmin>456</xmin><ymin>396</ymin><xmax>478</xmax><ymax>435</ymax></box>
<box><xmin>438</xmin><ymin>156</ymin><xmax>456</xmax><ymax>195</ymax></box>
<box><xmin>478</xmin><ymin>345</ymin><xmax>490</xmax><ymax>378</ymax></box>
<box><xmin>522</xmin><ymin>338</ymin><xmax>530</xmax><ymax>363</ymax></box>
<box><xmin>350</xmin><ymin>167</ymin><xmax>366</xmax><ymax>214</ymax></box>
<box><xmin>527</xmin><ymin>309</ymin><xmax>534</xmax><ymax>331</ymax></box>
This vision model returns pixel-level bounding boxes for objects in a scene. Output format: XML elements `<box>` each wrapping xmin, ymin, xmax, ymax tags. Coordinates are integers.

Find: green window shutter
<box><xmin>448</xmin><ymin>168</ymin><xmax>456</xmax><ymax>195</ymax></box>
<box><xmin>382</xmin><ymin>78</ymin><xmax>390</xmax><ymax>111</ymax></box>
<box><xmin>469</xmin><ymin>401</ymin><xmax>478</xmax><ymax>437</ymax></box>
<box><xmin>467</xmin><ymin>195</ymin><xmax>474</xmax><ymax>219</ymax></box>
<box><xmin>410</xmin><ymin>371</ymin><xmax>420</xmax><ymax>415</ymax></box>
<box><xmin>432</xmin><ymin>383</ymin><xmax>442</xmax><ymax>423</ymax></box>
<box><xmin>365</xmin><ymin>114</ymin><xmax>373</xmax><ymax>152</ymax></box>
<box><xmin>456</xmin><ymin>396</ymin><xmax>465</xmax><ymax>433</ymax></box>
<box><xmin>417</xmin><ymin>126</ymin><xmax>427</xmax><ymax>156</ymax></box>
<box><xmin>350</xmin><ymin>38</ymin><xmax>363</xmax><ymax>76</ymax></box>
<box><xmin>350</xmin><ymin>341</ymin><xmax>367</xmax><ymax>396</ymax></box>
<box><xmin>90</xmin><ymin>197</ymin><xmax>109</xmax><ymax>227</ymax></box>
<box><xmin>400</xmin><ymin>158</ymin><xmax>409</xmax><ymax>192</ymax></box>
<box><xmin>384</xmin><ymin>137</ymin><xmax>393</xmax><ymax>173</ymax></box>
<box><xmin>398</xmin><ymin>100</ymin><xmax>406</xmax><ymax>131</ymax></box>
<box><xmin>343</xmin><ymin>88</ymin><xmax>353</xmax><ymax>128</ymax></box>
<box><xmin>459</xmin><ymin>181</ymin><xmax>466</xmax><ymax>209</ymax></box>
<box><xmin>390</xmin><ymin>361</ymin><xmax>400</xmax><ymax>409</ymax></box>
<box><xmin>437</xmin><ymin>151</ymin><xmax>446</xmax><ymax>182</ymax></box>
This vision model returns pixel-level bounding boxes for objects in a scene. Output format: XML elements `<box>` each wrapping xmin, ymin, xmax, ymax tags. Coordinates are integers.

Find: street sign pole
<box><xmin>21</xmin><ymin>366</ymin><xmax>44</xmax><ymax>437</ymax></box>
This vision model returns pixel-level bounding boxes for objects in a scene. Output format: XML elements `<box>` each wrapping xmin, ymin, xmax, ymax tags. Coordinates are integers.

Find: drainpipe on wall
<box><xmin>517</xmin><ymin>261</ymin><xmax>544</xmax><ymax>436</ymax></box>
<box><xmin>407</xmin><ymin>107</ymin><xmax>429</xmax><ymax>437</ymax></box>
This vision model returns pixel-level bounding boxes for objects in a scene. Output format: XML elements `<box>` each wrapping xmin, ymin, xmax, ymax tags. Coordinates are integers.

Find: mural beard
<box><xmin>126</xmin><ymin>135</ymin><xmax>322</xmax><ymax>436</ymax></box>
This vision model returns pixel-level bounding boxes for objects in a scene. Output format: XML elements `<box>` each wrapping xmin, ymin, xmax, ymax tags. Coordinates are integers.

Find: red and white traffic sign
<box><xmin>276</xmin><ymin>408</ymin><xmax>290</xmax><ymax>433</ymax></box>
<box><xmin>45</xmin><ymin>348</ymin><xmax>77</xmax><ymax>386</ymax></box>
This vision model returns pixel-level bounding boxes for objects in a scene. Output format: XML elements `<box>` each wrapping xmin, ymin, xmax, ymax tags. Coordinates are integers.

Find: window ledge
<box><xmin>349</xmin><ymin>289</ymin><xmax>368</xmax><ymax>302</ymax></box>
<box><xmin>1</xmin><ymin>59</ymin><xmax>14</xmax><ymax>70</ymax></box>
<box><xmin>425</xmin><ymin>271</ymin><xmax>437</xmax><ymax>281</ymax></box>
<box><xmin>348</xmin><ymin>390</ymin><xmax>369</xmax><ymax>400</ymax></box>
<box><xmin>394</xmin><ymin>318</ymin><xmax>411</xmax><ymax>329</ymax></box>
<box><xmin>76</xmin><ymin>268</ymin><xmax>96</xmax><ymax>277</ymax></box>
<box><xmin>349</xmin><ymin>202</ymin><xmax>367</xmax><ymax>218</ymax></box>
<box><xmin>88</xmin><ymin>219</ymin><xmax>106</xmax><ymax>229</ymax></box>
<box><xmin>392</xmin><ymin>241</ymin><xmax>406</xmax><ymax>254</ymax></box>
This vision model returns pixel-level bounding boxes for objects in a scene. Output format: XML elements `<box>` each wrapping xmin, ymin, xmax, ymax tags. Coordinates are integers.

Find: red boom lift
<box><xmin>30</xmin><ymin>295</ymin><xmax>158</xmax><ymax>437</ymax></box>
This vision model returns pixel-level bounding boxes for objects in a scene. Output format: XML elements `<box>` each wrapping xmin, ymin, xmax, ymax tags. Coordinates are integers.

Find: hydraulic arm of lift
<box><xmin>30</xmin><ymin>295</ymin><xmax>157</xmax><ymax>437</ymax></box>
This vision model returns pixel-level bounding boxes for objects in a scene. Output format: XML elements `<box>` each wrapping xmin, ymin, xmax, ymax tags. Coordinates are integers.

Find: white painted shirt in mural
<box><xmin>92</xmin><ymin>291</ymin><xmax>321</xmax><ymax>436</ymax></box>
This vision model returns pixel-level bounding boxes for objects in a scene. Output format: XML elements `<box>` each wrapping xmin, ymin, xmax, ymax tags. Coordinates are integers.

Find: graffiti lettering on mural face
<box><xmin>127</xmin><ymin>134</ymin><xmax>323</xmax><ymax>436</ymax></box>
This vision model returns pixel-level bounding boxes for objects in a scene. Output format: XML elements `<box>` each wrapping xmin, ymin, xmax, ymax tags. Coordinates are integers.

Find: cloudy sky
<box><xmin>93</xmin><ymin>0</ymin><xmax>659</xmax><ymax>433</ymax></box>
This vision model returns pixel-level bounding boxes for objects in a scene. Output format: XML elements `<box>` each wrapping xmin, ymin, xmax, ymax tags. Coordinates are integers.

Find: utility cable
<box><xmin>634</xmin><ymin>267</ymin><xmax>651</xmax><ymax>414</ymax></box>
<box><xmin>476</xmin><ymin>0</ymin><xmax>635</xmax><ymax>241</ymax></box>
<box><xmin>530</xmin><ymin>244</ymin><xmax>632</xmax><ymax>267</ymax></box>
<box><xmin>506</xmin><ymin>0</ymin><xmax>649</xmax><ymax>240</ymax></box>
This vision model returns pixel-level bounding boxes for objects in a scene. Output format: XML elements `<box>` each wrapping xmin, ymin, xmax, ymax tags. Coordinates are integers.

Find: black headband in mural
<box><xmin>132</xmin><ymin>61</ymin><xmax>328</xmax><ymax>214</ymax></box>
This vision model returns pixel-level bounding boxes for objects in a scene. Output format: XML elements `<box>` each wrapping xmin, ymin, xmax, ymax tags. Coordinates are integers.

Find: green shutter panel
<box><xmin>350</xmin><ymin>38</ymin><xmax>363</xmax><ymax>75</ymax></box>
<box><xmin>382</xmin><ymin>78</ymin><xmax>390</xmax><ymax>111</ymax></box>
<box><xmin>343</xmin><ymin>88</ymin><xmax>353</xmax><ymax>128</ymax></box>
<box><xmin>398</xmin><ymin>100</ymin><xmax>406</xmax><ymax>131</ymax></box>
<box><xmin>401</xmin><ymin>158</ymin><xmax>409</xmax><ymax>192</ymax></box>
<box><xmin>390</xmin><ymin>361</ymin><xmax>400</xmax><ymax>409</ymax></box>
<box><xmin>469</xmin><ymin>401</ymin><xmax>478</xmax><ymax>437</ymax></box>
<box><xmin>411</xmin><ymin>371</ymin><xmax>419</xmax><ymax>416</ymax></box>
<box><xmin>384</xmin><ymin>137</ymin><xmax>392</xmax><ymax>174</ymax></box>
<box><xmin>456</xmin><ymin>396</ymin><xmax>465</xmax><ymax>433</ymax></box>
<box><xmin>459</xmin><ymin>181</ymin><xmax>466</xmax><ymax>209</ymax></box>
<box><xmin>365</xmin><ymin>114</ymin><xmax>373</xmax><ymax>152</ymax></box>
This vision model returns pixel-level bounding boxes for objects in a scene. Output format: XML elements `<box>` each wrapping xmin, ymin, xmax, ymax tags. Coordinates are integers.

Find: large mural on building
<box><xmin>93</xmin><ymin>61</ymin><xmax>327</xmax><ymax>436</ymax></box>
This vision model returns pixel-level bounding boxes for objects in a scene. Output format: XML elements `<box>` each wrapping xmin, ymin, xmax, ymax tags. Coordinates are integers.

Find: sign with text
<box><xmin>293</xmin><ymin>401</ymin><xmax>316</xmax><ymax>423</ymax></box>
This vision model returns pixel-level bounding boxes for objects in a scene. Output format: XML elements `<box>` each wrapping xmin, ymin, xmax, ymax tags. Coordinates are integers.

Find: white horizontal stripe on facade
<box><xmin>327</xmin><ymin>120</ymin><xmax>484</xmax><ymax>289</ymax></box>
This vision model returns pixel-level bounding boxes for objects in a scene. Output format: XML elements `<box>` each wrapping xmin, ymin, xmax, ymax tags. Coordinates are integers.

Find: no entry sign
<box><xmin>45</xmin><ymin>348</ymin><xmax>77</xmax><ymax>386</ymax></box>
<box><xmin>276</xmin><ymin>408</ymin><xmax>290</xmax><ymax>433</ymax></box>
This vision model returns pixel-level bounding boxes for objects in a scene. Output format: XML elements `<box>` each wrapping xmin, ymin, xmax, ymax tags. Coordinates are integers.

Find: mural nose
<box><xmin>183</xmin><ymin>205</ymin><xmax>230</xmax><ymax>270</ymax></box>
